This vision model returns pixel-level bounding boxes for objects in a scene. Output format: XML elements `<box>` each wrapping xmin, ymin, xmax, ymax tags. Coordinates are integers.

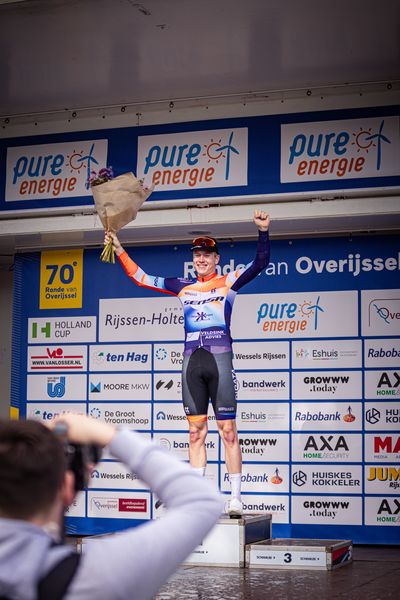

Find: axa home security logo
<box><xmin>6</xmin><ymin>140</ymin><xmax>108</xmax><ymax>201</ymax></box>
<box><xmin>281</xmin><ymin>116</ymin><xmax>400</xmax><ymax>183</ymax></box>
<box><xmin>137</xmin><ymin>128</ymin><xmax>248</xmax><ymax>191</ymax></box>
<box><xmin>257</xmin><ymin>296</ymin><xmax>324</xmax><ymax>335</ymax></box>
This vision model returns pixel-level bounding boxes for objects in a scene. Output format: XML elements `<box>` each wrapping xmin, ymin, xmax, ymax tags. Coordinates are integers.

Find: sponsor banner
<box><xmin>88</xmin><ymin>374</ymin><xmax>151</xmax><ymax>401</ymax></box>
<box><xmin>153</xmin><ymin>403</ymin><xmax>217</xmax><ymax>431</ymax></box>
<box><xmin>291</xmin><ymin>465</ymin><xmax>362</xmax><ymax>494</ymax></box>
<box><xmin>291</xmin><ymin>402</ymin><xmax>362</xmax><ymax>431</ymax></box>
<box><xmin>27</xmin><ymin>345</ymin><xmax>87</xmax><ymax>372</ymax></box>
<box><xmin>87</xmin><ymin>491</ymin><xmax>150</xmax><ymax>519</ymax></box>
<box><xmin>26</xmin><ymin>402</ymin><xmax>86</xmax><ymax>421</ymax></box>
<box><xmin>152</xmin><ymin>432</ymin><xmax>219</xmax><ymax>462</ymax></box>
<box><xmin>364</xmin><ymin>370</ymin><xmax>400</xmax><ymax>400</ymax></box>
<box><xmin>88</xmin><ymin>403</ymin><xmax>151</xmax><ymax>430</ymax></box>
<box><xmin>292</xmin><ymin>433</ymin><xmax>363</xmax><ymax>463</ymax></box>
<box><xmin>365</xmin><ymin>402</ymin><xmax>400</xmax><ymax>431</ymax></box>
<box><xmin>27</xmin><ymin>374</ymin><xmax>87</xmax><ymax>401</ymax></box>
<box><xmin>231</xmin><ymin>291</ymin><xmax>358</xmax><ymax>340</ymax></box>
<box><xmin>292</xmin><ymin>340</ymin><xmax>362</xmax><ymax>369</ymax></box>
<box><xmin>364</xmin><ymin>496</ymin><xmax>400</xmax><ymax>526</ymax></box>
<box><xmin>39</xmin><ymin>250</ymin><xmax>84</xmax><ymax>310</ymax></box>
<box><xmin>241</xmin><ymin>494</ymin><xmax>289</xmax><ymax>523</ymax></box>
<box><xmin>232</xmin><ymin>341</ymin><xmax>289</xmax><ymax>370</ymax></box>
<box><xmin>237</xmin><ymin>403</ymin><xmax>289</xmax><ymax>431</ymax></box>
<box><xmin>6</xmin><ymin>139</ymin><xmax>108</xmax><ymax>201</ymax></box>
<box><xmin>281</xmin><ymin>116</ymin><xmax>400</xmax><ymax>183</ymax></box>
<box><xmin>291</xmin><ymin>495</ymin><xmax>362</xmax><ymax>525</ymax></box>
<box><xmin>221</xmin><ymin>464</ymin><xmax>289</xmax><ymax>493</ymax></box>
<box><xmin>89</xmin><ymin>344</ymin><xmax>152</xmax><ymax>371</ymax></box>
<box><xmin>364</xmin><ymin>338</ymin><xmax>400</xmax><ymax>368</ymax></box>
<box><xmin>28</xmin><ymin>316</ymin><xmax>96</xmax><ymax>343</ymax></box>
<box><xmin>89</xmin><ymin>462</ymin><xmax>148</xmax><ymax>491</ymax></box>
<box><xmin>153</xmin><ymin>343</ymin><xmax>184</xmax><ymax>371</ymax></box>
<box><xmin>365</xmin><ymin>465</ymin><xmax>400</xmax><ymax>495</ymax></box>
<box><xmin>361</xmin><ymin>289</ymin><xmax>400</xmax><ymax>337</ymax></box>
<box><xmin>137</xmin><ymin>128</ymin><xmax>248</xmax><ymax>192</ymax></box>
<box><xmin>99</xmin><ymin>298</ymin><xmax>184</xmax><ymax>342</ymax></box>
<box><xmin>236</xmin><ymin>371</ymin><xmax>289</xmax><ymax>400</ymax></box>
<box><xmin>364</xmin><ymin>434</ymin><xmax>400</xmax><ymax>462</ymax></box>
<box><xmin>65</xmin><ymin>491</ymin><xmax>86</xmax><ymax>518</ymax></box>
<box><xmin>222</xmin><ymin>433</ymin><xmax>289</xmax><ymax>463</ymax></box>
<box><xmin>292</xmin><ymin>370</ymin><xmax>362</xmax><ymax>400</ymax></box>
<box><xmin>153</xmin><ymin>372</ymin><xmax>181</xmax><ymax>401</ymax></box>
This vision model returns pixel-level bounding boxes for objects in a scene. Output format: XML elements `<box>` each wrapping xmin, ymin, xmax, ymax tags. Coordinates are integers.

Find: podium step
<box><xmin>184</xmin><ymin>513</ymin><xmax>272</xmax><ymax>568</ymax></box>
<box><xmin>246</xmin><ymin>538</ymin><xmax>353</xmax><ymax>570</ymax></box>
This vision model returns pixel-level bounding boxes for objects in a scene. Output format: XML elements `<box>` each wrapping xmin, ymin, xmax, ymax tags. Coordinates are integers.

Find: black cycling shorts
<box><xmin>182</xmin><ymin>348</ymin><xmax>237</xmax><ymax>423</ymax></box>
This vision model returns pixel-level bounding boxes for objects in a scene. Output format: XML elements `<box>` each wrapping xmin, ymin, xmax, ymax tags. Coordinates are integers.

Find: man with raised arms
<box><xmin>105</xmin><ymin>210</ymin><xmax>270</xmax><ymax>516</ymax></box>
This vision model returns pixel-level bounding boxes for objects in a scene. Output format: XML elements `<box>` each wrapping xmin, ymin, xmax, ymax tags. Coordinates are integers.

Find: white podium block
<box><xmin>184</xmin><ymin>513</ymin><xmax>272</xmax><ymax>568</ymax></box>
<box><xmin>246</xmin><ymin>538</ymin><xmax>353</xmax><ymax>570</ymax></box>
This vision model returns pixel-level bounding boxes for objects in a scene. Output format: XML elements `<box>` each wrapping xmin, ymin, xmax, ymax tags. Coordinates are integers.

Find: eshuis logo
<box><xmin>137</xmin><ymin>128</ymin><xmax>248</xmax><ymax>191</ymax></box>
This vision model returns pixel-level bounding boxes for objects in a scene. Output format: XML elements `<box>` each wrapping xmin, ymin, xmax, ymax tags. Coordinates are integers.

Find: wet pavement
<box><xmin>154</xmin><ymin>546</ymin><xmax>400</xmax><ymax>600</ymax></box>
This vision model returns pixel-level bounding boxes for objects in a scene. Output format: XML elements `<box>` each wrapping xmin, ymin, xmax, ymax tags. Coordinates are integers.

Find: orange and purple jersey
<box><xmin>117</xmin><ymin>230</ymin><xmax>270</xmax><ymax>354</ymax></box>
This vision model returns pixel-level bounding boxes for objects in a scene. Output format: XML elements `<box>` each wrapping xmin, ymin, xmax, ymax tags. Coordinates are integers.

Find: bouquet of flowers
<box><xmin>89</xmin><ymin>168</ymin><xmax>154</xmax><ymax>262</ymax></box>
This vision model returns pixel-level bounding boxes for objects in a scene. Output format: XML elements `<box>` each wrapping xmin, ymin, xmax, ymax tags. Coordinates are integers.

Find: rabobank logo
<box><xmin>281</xmin><ymin>116</ymin><xmax>400</xmax><ymax>183</ymax></box>
<box><xmin>6</xmin><ymin>140</ymin><xmax>108</xmax><ymax>201</ymax></box>
<box><xmin>137</xmin><ymin>128</ymin><xmax>248</xmax><ymax>191</ymax></box>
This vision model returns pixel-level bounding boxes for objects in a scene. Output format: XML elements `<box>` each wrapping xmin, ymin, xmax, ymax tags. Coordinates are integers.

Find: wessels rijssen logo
<box><xmin>257</xmin><ymin>296</ymin><xmax>324</xmax><ymax>335</ymax></box>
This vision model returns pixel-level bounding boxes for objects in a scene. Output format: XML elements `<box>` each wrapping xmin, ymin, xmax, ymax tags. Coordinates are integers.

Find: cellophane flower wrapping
<box><xmin>91</xmin><ymin>172</ymin><xmax>154</xmax><ymax>262</ymax></box>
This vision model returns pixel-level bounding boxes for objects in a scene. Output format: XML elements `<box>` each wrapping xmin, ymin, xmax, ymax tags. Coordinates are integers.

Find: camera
<box><xmin>54</xmin><ymin>422</ymin><xmax>102</xmax><ymax>491</ymax></box>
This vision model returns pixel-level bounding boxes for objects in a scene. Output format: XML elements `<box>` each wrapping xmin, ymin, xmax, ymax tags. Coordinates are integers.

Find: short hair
<box><xmin>0</xmin><ymin>419</ymin><xmax>67</xmax><ymax>519</ymax></box>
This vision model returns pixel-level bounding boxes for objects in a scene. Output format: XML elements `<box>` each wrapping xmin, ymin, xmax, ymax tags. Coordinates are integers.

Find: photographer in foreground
<box><xmin>0</xmin><ymin>414</ymin><xmax>223</xmax><ymax>600</ymax></box>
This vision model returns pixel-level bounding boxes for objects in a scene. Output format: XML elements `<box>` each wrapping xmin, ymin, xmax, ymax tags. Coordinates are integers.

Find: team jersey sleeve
<box><xmin>117</xmin><ymin>250</ymin><xmax>188</xmax><ymax>296</ymax></box>
<box><xmin>228</xmin><ymin>229</ymin><xmax>270</xmax><ymax>291</ymax></box>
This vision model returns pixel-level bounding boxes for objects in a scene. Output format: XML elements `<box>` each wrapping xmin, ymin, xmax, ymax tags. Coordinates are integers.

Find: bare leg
<box><xmin>217</xmin><ymin>419</ymin><xmax>242</xmax><ymax>474</ymax></box>
<box><xmin>188</xmin><ymin>419</ymin><xmax>208</xmax><ymax>468</ymax></box>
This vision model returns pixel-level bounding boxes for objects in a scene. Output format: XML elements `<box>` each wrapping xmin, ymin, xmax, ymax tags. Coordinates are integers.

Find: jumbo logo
<box><xmin>6</xmin><ymin>140</ymin><xmax>108</xmax><ymax>201</ymax></box>
<box><xmin>137</xmin><ymin>128</ymin><xmax>248</xmax><ymax>191</ymax></box>
<box><xmin>281</xmin><ymin>115</ymin><xmax>400</xmax><ymax>183</ymax></box>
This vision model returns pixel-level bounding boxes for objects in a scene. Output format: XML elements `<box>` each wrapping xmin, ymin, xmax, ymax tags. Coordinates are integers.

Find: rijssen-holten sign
<box><xmin>1</xmin><ymin>105</ymin><xmax>400</xmax><ymax>212</ymax></box>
